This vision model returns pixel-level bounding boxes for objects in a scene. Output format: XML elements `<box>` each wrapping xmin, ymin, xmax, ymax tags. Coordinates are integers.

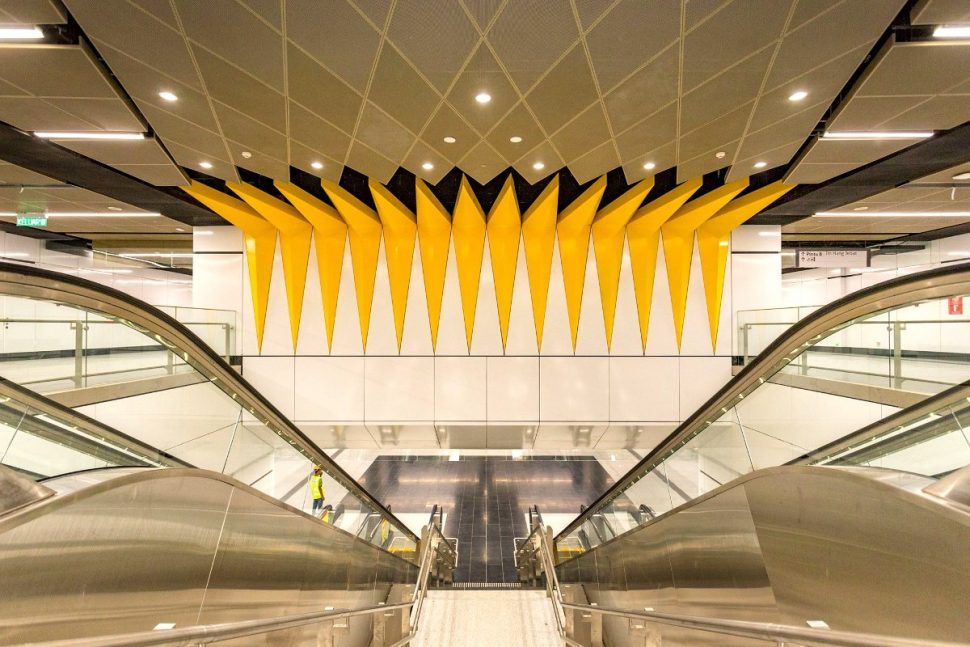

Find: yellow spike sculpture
<box><xmin>369</xmin><ymin>180</ymin><xmax>417</xmax><ymax>352</ymax></box>
<box><xmin>486</xmin><ymin>176</ymin><xmax>520</xmax><ymax>352</ymax></box>
<box><xmin>591</xmin><ymin>178</ymin><xmax>653</xmax><ymax>350</ymax></box>
<box><xmin>322</xmin><ymin>180</ymin><xmax>382</xmax><ymax>350</ymax></box>
<box><xmin>557</xmin><ymin>177</ymin><xmax>607</xmax><ymax>351</ymax></box>
<box><xmin>521</xmin><ymin>177</ymin><xmax>559</xmax><ymax>351</ymax></box>
<box><xmin>183</xmin><ymin>180</ymin><xmax>276</xmax><ymax>351</ymax></box>
<box><xmin>415</xmin><ymin>179</ymin><xmax>451</xmax><ymax>351</ymax></box>
<box><xmin>698</xmin><ymin>181</ymin><xmax>795</xmax><ymax>350</ymax></box>
<box><xmin>227</xmin><ymin>182</ymin><xmax>311</xmax><ymax>350</ymax></box>
<box><xmin>452</xmin><ymin>177</ymin><xmax>487</xmax><ymax>351</ymax></box>
<box><xmin>662</xmin><ymin>179</ymin><xmax>748</xmax><ymax>349</ymax></box>
<box><xmin>275</xmin><ymin>182</ymin><xmax>347</xmax><ymax>351</ymax></box>
<box><xmin>626</xmin><ymin>179</ymin><xmax>701</xmax><ymax>352</ymax></box>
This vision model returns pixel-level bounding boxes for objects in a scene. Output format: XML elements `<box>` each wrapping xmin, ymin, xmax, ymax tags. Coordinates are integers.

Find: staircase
<box><xmin>412</xmin><ymin>589</ymin><xmax>561</xmax><ymax>647</ymax></box>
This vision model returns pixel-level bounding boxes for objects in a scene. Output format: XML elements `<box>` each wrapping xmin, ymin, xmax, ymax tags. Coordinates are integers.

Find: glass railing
<box><xmin>737</xmin><ymin>304</ymin><xmax>821</xmax><ymax>360</ymax></box>
<box><xmin>0</xmin><ymin>262</ymin><xmax>417</xmax><ymax>557</ymax></box>
<box><xmin>555</xmin><ymin>263</ymin><xmax>970</xmax><ymax>560</ymax></box>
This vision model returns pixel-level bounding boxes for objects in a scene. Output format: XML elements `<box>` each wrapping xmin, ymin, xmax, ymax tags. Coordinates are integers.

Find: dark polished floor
<box><xmin>356</xmin><ymin>455</ymin><xmax>615</xmax><ymax>583</ymax></box>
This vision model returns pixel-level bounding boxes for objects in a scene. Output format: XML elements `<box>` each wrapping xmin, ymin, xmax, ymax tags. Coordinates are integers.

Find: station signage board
<box><xmin>795</xmin><ymin>249</ymin><xmax>869</xmax><ymax>268</ymax></box>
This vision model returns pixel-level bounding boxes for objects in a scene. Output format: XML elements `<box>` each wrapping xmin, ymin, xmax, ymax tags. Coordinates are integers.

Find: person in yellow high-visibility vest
<box><xmin>309</xmin><ymin>465</ymin><xmax>325</xmax><ymax>517</ymax></box>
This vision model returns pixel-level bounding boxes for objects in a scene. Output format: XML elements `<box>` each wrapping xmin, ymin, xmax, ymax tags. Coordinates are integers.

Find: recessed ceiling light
<box><xmin>821</xmin><ymin>131</ymin><xmax>933</xmax><ymax>140</ymax></box>
<box><xmin>0</xmin><ymin>27</ymin><xmax>43</xmax><ymax>40</ymax></box>
<box><xmin>422</xmin><ymin>162</ymin><xmax>434</xmax><ymax>170</ymax></box>
<box><xmin>643</xmin><ymin>162</ymin><xmax>656</xmax><ymax>170</ymax></box>
<box><xmin>853</xmin><ymin>206</ymin><xmax>869</xmax><ymax>211</ymax></box>
<box><xmin>240</xmin><ymin>151</ymin><xmax>252</xmax><ymax>159</ymax></box>
<box><xmin>754</xmin><ymin>161</ymin><xmax>767</xmax><ymax>169</ymax></box>
<box><xmin>933</xmin><ymin>25</ymin><xmax>970</xmax><ymax>38</ymax></box>
<box><xmin>475</xmin><ymin>92</ymin><xmax>492</xmax><ymax>104</ymax></box>
<box><xmin>443</xmin><ymin>136</ymin><xmax>456</xmax><ymax>144</ymax></box>
<box><xmin>953</xmin><ymin>171</ymin><xmax>970</xmax><ymax>180</ymax></box>
<box><xmin>107</xmin><ymin>206</ymin><xmax>122</xmax><ymax>211</ymax></box>
<box><xmin>199</xmin><ymin>161</ymin><xmax>213</xmax><ymax>169</ymax></box>
<box><xmin>158</xmin><ymin>91</ymin><xmax>178</xmax><ymax>102</ymax></box>
<box><xmin>532</xmin><ymin>161</ymin><xmax>545</xmax><ymax>170</ymax></box>
<box><xmin>815</xmin><ymin>211</ymin><xmax>970</xmax><ymax>217</ymax></box>
<box><xmin>310</xmin><ymin>161</ymin><xmax>323</xmax><ymax>170</ymax></box>
<box><xmin>788</xmin><ymin>90</ymin><xmax>808</xmax><ymax>102</ymax></box>
<box><xmin>176</xmin><ymin>227</ymin><xmax>186</xmax><ymax>232</ymax></box>
<box><xmin>715</xmin><ymin>151</ymin><xmax>726</xmax><ymax>159</ymax></box>
<box><xmin>34</xmin><ymin>131</ymin><xmax>145</xmax><ymax>140</ymax></box>
<box><xmin>509</xmin><ymin>136</ymin><xmax>522</xmax><ymax>143</ymax></box>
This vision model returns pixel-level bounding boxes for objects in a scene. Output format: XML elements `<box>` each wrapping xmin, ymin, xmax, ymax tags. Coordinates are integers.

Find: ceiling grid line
<box><xmin>674</xmin><ymin>1</ymin><xmax>686</xmax><ymax>165</ymax></box>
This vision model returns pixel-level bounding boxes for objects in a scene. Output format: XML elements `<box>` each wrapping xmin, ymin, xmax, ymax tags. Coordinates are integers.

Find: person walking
<box><xmin>309</xmin><ymin>465</ymin><xmax>325</xmax><ymax>517</ymax></box>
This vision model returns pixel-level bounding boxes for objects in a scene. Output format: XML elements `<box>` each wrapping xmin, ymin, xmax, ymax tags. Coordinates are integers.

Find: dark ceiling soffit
<box><xmin>753</xmin><ymin>119</ymin><xmax>970</xmax><ymax>224</ymax></box>
<box><xmin>0</xmin><ymin>121</ymin><xmax>222</xmax><ymax>226</ymax></box>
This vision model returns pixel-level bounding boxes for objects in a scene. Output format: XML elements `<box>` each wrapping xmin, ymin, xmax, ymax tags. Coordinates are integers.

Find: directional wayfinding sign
<box><xmin>15</xmin><ymin>215</ymin><xmax>47</xmax><ymax>227</ymax></box>
<box><xmin>796</xmin><ymin>249</ymin><xmax>869</xmax><ymax>268</ymax></box>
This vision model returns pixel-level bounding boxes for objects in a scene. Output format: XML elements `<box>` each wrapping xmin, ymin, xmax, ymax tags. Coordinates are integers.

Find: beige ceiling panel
<box><xmin>345</xmin><ymin>141</ymin><xmax>398</xmax><ymax>183</ymax></box>
<box><xmin>0</xmin><ymin>97</ymin><xmax>102</xmax><ymax>132</ymax></box>
<box><xmin>355</xmin><ymin>102</ymin><xmax>416</xmax><ymax>162</ymax></box>
<box><xmin>796</xmin><ymin>138</ymin><xmax>913</xmax><ymax>165</ymax></box>
<box><xmin>785</xmin><ymin>214</ymin><xmax>970</xmax><ymax>234</ymax></box>
<box><xmin>403</xmin><ymin>140</ymin><xmax>452</xmax><ymax>184</ymax></box>
<box><xmin>765</xmin><ymin>0</ymin><xmax>902</xmax><ymax>90</ymax></box>
<box><xmin>828</xmin><ymin>96</ymin><xmax>927</xmax><ymax>131</ymax></box>
<box><xmin>173</xmin><ymin>0</ymin><xmax>283</xmax><ymax>90</ymax></box>
<box><xmin>727</xmin><ymin>139</ymin><xmax>803</xmax><ymax>181</ymax></box>
<box><xmin>585</xmin><ymin>1</ymin><xmax>679</xmax><ymax>92</ymax></box>
<box><xmin>129</xmin><ymin>0</ymin><xmax>179</xmax><ymax>28</ymax></box>
<box><xmin>735</xmin><ymin>106</ymin><xmax>824</xmax><ymax>161</ymax></box>
<box><xmin>880</xmin><ymin>94</ymin><xmax>970</xmax><ymax>131</ymax></box>
<box><xmin>113</xmin><ymin>164</ymin><xmax>188</xmax><ymax>186</ymax></box>
<box><xmin>910</xmin><ymin>162</ymin><xmax>970</xmax><ymax>184</ymax></box>
<box><xmin>421</xmin><ymin>102</ymin><xmax>478</xmax><ymax>162</ymax></box>
<box><xmin>66</xmin><ymin>2</ymin><xmax>202</xmax><ymax>91</ymax></box>
<box><xmin>550</xmin><ymin>103</ymin><xmax>611</xmax><ymax>163</ymax></box>
<box><xmin>286</xmin><ymin>0</ymin><xmax>380</xmax><ymax>93</ymax></box>
<box><xmin>785</xmin><ymin>162</ymin><xmax>861</xmax><ymax>184</ymax></box>
<box><xmin>0</xmin><ymin>162</ymin><xmax>56</xmax><ymax>185</ymax></box>
<box><xmin>684</xmin><ymin>0</ymin><xmax>729</xmax><ymax>29</ymax></box>
<box><xmin>44</xmin><ymin>98</ymin><xmax>143</xmax><ymax>132</ymax></box>
<box><xmin>288</xmin><ymin>101</ymin><xmax>352</xmax><ymax>162</ymax></box>
<box><xmin>445</xmin><ymin>44</ymin><xmax>517</xmax><ymax>135</ymax></box>
<box><xmin>622</xmin><ymin>141</ymin><xmax>676</xmax><ymax>182</ymax></box>
<box><xmin>0</xmin><ymin>47</ymin><xmax>115</xmax><ymax>98</ymax></box>
<box><xmin>226</xmin><ymin>146</ymin><xmax>289</xmax><ymax>180</ymax></box>
<box><xmin>487</xmin><ymin>102</ymin><xmax>545</xmax><ymax>162</ymax></box>
<box><xmin>526</xmin><ymin>45</ymin><xmax>599</xmax><ymax>134</ymax></box>
<box><xmin>466</xmin><ymin>0</ymin><xmax>503</xmax><ymax>29</ymax></box>
<box><xmin>912</xmin><ymin>0</ymin><xmax>970</xmax><ymax>24</ymax></box>
<box><xmin>488</xmin><ymin>0</ymin><xmax>579</xmax><ymax>92</ymax></box>
<box><xmin>386</xmin><ymin>0</ymin><xmax>477</xmax><ymax>92</ymax></box>
<box><xmin>288</xmin><ymin>141</ymin><xmax>342</xmax><ymax>182</ymax></box>
<box><xmin>60</xmin><ymin>138</ymin><xmax>172</xmax><ymax>166</ymax></box>
<box><xmin>787</xmin><ymin>0</ymin><xmax>845</xmax><ymax>30</ymax></box>
<box><xmin>568</xmin><ymin>140</ymin><xmax>618</xmax><ymax>184</ymax></box>
<box><xmin>212</xmin><ymin>101</ymin><xmax>287</xmax><ymax>161</ymax></box>
<box><xmin>0</xmin><ymin>77</ymin><xmax>27</xmax><ymax>96</ymax></box>
<box><xmin>512</xmin><ymin>139</ymin><xmax>564</xmax><ymax>181</ymax></box>
<box><xmin>678</xmin><ymin>102</ymin><xmax>752</xmax><ymax>161</ymax></box>
<box><xmin>139</xmin><ymin>104</ymin><xmax>226</xmax><ymax>156</ymax></box>
<box><xmin>367</xmin><ymin>44</ymin><xmax>441</xmax><ymax>133</ymax></box>
<box><xmin>576</xmin><ymin>0</ymin><xmax>613</xmax><ymax>29</ymax></box>
<box><xmin>677</xmin><ymin>142</ymin><xmax>737</xmax><ymax>183</ymax></box>
<box><xmin>192</xmin><ymin>47</ymin><xmax>285</xmax><ymax>132</ymax></box>
<box><xmin>682</xmin><ymin>0</ymin><xmax>791</xmax><ymax>91</ymax></box>
<box><xmin>680</xmin><ymin>52</ymin><xmax>770</xmax><ymax>133</ymax></box>
<box><xmin>459</xmin><ymin>140</ymin><xmax>507</xmax><ymax>184</ymax></box>
<box><xmin>603</xmin><ymin>46</ymin><xmax>679</xmax><ymax>132</ymax></box>
<box><xmin>858</xmin><ymin>43</ymin><xmax>970</xmax><ymax>97</ymax></box>
<box><xmin>0</xmin><ymin>0</ymin><xmax>64</xmax><ymax>22</ymax></box>
<box><xmin>615</xmin><ymin>102</ymin><xmax>677</xmax><ymax>162</ymax></box>
<box><xmin>240</xmin><ymin>0</ymin><xmax>281</xmax><ymax>28</ymax></box>
<box><xmin>163</xmin><ymin>140</ymin><xmax>238</xmax><ymax>182</ymax></box>
<box><xmin>286</xmin><ymin>43</ymin><xmax>361</xmax><ymax>133</ymax></box>
<box><xmin>351</xmin><ymin>0</ymin><xmax>392</xmax><ymax>27</ymax></box>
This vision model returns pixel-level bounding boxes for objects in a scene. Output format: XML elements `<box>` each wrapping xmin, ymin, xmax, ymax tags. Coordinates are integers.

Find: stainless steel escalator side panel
<box><xmin>924</xmin><ymin>463</ymin><xmax>970</xmax><ymax>508</ymax></box>
<box><xmin>0</xmin><ymin>468</ymin><xmax>417</xmax><ymax>646</ymax></box>
<box><xmin>0</xmin><ymin>464</ymin><xmax>53</xmax><ymax>515</ymax></box>
<box><xmin>556</xmin><ymin>465</ymin><xmax>970</xmax><ymax>646</ymax></box>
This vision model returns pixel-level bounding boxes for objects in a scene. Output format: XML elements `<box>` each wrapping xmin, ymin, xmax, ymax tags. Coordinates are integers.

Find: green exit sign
<box><xmin>16</xmin><ymin>215</ymin><xmax>47</xmax><ymax>227</ymax></box>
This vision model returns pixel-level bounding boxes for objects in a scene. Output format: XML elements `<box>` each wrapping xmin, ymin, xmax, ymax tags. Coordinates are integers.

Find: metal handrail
<box><xmin>0</xmin><ymin>262</ymin><xmax>419</xmax><ymax>545</ymax></box>
<box><xmin>515</xmin><ymin>506</ymin><xmax>567</xmax><ymax>637</ymax></box>
<box><xmin>556</xmin><ymin>261</ymin><xmax>970</xmax><ymax>542</ymax></box>
<box><xmin>557</xmin><ymin>602</ymin><xmax>969</xmax><ymax>647</ymax></box>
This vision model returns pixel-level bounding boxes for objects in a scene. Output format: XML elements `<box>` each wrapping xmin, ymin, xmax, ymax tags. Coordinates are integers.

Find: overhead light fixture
<box><xmin>195</xmin><ymin>230</ymin><xmax>214</xmax><ymax>236</ymax></box>
<box><xmin>758</xmin><ymin>231</ymin><xmax>780</xmax><ymax>237</ymax></box>
<box><xmin>120</xmin><ymin>253</ymin><xmax>194</xmax><ymax>258</ymax></box>
<box><xmin>34</xmin><ymin>131</ymin><xmax>146</xmax><ymax>140</ymax></box>
<box><xmin>443</xmin><ymin>136</ymin><xmax>456</xmax><ymax>144</ymax></box>
<box><xmin>107</xmin><ymin>206</ymin><xmax>122</xmax><ymax>211</ymax></box>
<box><xmin>0</xmin><ymin>27</ymin><xmax>43</xmax><ymax>40</ymax></box>
<box><xmin>158</xmin><ymin>91</ymin><xmax>178</xmax><ymax>102</ymax></box>
<box><xmin>310</xmin><ymin>161</ymin><xmax>323</xmax><ymax>170</ymax></box>
<box><xmin>199</xmin><ymin>161</ymin><xmax>213</xmax><ymax>169</ymax></box>
<box><xmin>422</xmin><ymin>162</ymin><xmax>434</xmax><ymax>170</ymax></box>
<box><xmin>715</xmin><ymin>151</ymin><xmax>726</xmax><ymax>159</ymax></box>
<box><xmin>947</xmin><ymin>251</ymin><xmax>970</xmax><ymax>256</ymax></box>
<box><xmin>754</xmin><ymin>161</ymin><xmax>767</xmax><ymax>169</ymax></box>
<box><xmin>952</xmin><ymin>171</ymin><xmax>970</xmax><ymax>180</ymax></box>
<box><xmin>475</xmin><ymin>92</ymin><xmax>491</xmax><ymax>104</ymax></box>
<box><xmin>816</xmin><ymin>211</ymin><xmax>970</xmax><ymax>217</ymax></box>
<box><xmin>933</xmin><ymin>25</ymin><xmax>970</xmax><ymax>39</ymax></box>
<box><xmin>643</xmin><ymin>161</ymin><xmax>656</xmax><ymax>170</ymax></box>
<box><xmin>788</xmin><ymin>90</ymin><xmax>808</xmax><ymax>102</ymax></box>
<box><xmin>240</xmin><ymin>151</ymin><xmax>252</xmax><ymax>159</ymax></box>
<box><xmin>532</xmin><ymin>161</ymin><xmax>545</xmax><ymax>170</ymax></box>
<box><xmin>821</xmin><ymin>131</ymin><xmax>933</xmax><ymax>140</ymax></box>
<box><xmin>509</xmin><ymin>136</ymin><xmax>522</xmax><ymax>143</ymax></box>
<box><xmin>853</xmin><ymin>206</ymin><xmax>869</xmax><ymax>211</ymax></box>
<box><xmin>0</xmin><ymin>211</ymin><xmax>159</xmax><ymax>218</ymax></box>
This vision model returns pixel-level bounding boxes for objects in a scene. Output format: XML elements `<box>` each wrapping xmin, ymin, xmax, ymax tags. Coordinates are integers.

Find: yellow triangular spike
<box><xmin>521</xmin><ymin>177</ymin><xmax>559</xmax><ymax>352</ymax></box>
<box><xmin>591</xmin><ymin>178</ymin><xmax>653</xmax><ymax>350</ymax></box>
<box><xmin>415</xmin><ymin>179</ymin><xmax>451</xmax><ymax>352</ymax></box>
<box><xmin>487</xmin><ymin>176</ymin><xmax>520</xmax><ymax>352</ymax></box>
<box><xmin>557</xmin><ymin>176</ymin><xmax>607</xmax><ymax>352</ymax></box>
<box><xmin>275</xmin><ymin>181</ymin><xmax>347</xmax><ymax>352</ymax></box>
<box><xmin>452</xmin><ymin>177</ymin><xmax>487</xmax><ymax>352</ymax></box>
<box><xmin>627</xmin><ymin>179</ymin><xmax>702</xmax><ymax>352</ymax></box>
<box><xmin>662</xmin><ymin>178</ymin><xmax>748</xmax><ymax>349</ymax></box>
<box><xmin>228</xmin><ymin>182</ymin><xmax>312</xmax><ymax>351</ymax></box>
<box><xmin>183</xmin><ymin>181</ymin><xmax>276</xmax><ymax>352</ymax></box>
<box><xmin>370</xmin><ymin>180</ymin><xmax>417</xmax><ymax>353</ymax></box>
<box><xmin>322</xmin><ymin>179</ymin><xmax>382</xmax><ymax>351</ymax></box>
<box><xmin>698</xmin><ymin>181</ymin><xmax>795</xmax><ymax>350</ymax></box>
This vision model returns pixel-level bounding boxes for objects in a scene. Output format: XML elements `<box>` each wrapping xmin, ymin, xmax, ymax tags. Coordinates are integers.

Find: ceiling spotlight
<box><xmin>788</xmin><ymin>90</ymin><xmax>808</xmax><ymax>102</ymax></box>
<box><xmin>158</xmin><ymin>90</ymin><xmax>178</xmax><ymax>102</ymax></box>
<box><xmin>107</xmin><ymin>206</ymin><xmax>122</xmax><ymax>212</ymax></box>
<box><xmin>240</xmin><ymin>151</ymin><xmax>252</xmax><ymax>159</ymax></box>
<box><xmin>715</xmin><ymin>151</ymin><xmax>726</xmax><ymax>159</ymax></box>
<box><xmin>754</xmin><ymin>161</ymin><xmax>767</xmax><ymax>169</ymax></box>
<box><xmin>34</xmin><ymin>132</ymin><xmax>145</xmax><ymax>140</ymax></box>
<box><xmin>933</xmin><ymin>25</ymin><xmax>970</xmax><ymax>39</ymax></box>
<box><xmin>199</xmin><ymin>161</ymin><xmax>213</xmax><ymax>169</ymax></box>
<box><xmin>443</xmin><ymin>136</ymin><xmax>456</xmax><ymax>144</ymax></box>
<box><xmin>821</xmin><ymin>131</ymin><xmax>933</xmax><ymax>140</ymax></box>
<box><xmin>815</xmin><ymin>211</ymin><xmax>970</xmax><ymax>217</ymax></box>
<box><xmin>310</xmin><ymin>161</ymin><xmax>323</xmax><ymax>170</ymax></box>
<box><xmin>0</xmin><ymin>27</ymin><xmax>43</xmax><ymax>40</ymax></box>
<box><xmin>953</xmin><ymin>172</ymin><xmax>970</xmax><ymax>180</ymax></box>
<box><xmin>509</xmin><ymin>136</ymin><xmax>522</xmax><ymax>143</ymax></box>
<box><xmin>422</xmin><ymin>162</ymin><xmax>434</xmax><ymax>170</ymax></box>
<box><xmin>532</xmin><ymin>161</ymin><xmax>545</xmax><ymax>171</ymax></box>
<box><xmin>643</xmin><ymin>161</ymin><xmax>656</xmax><ymax>170</ymax></box>
<box><xmin>475</xmin><ymin>92</ymin><xmax>492</xmax><ymax>104</ymax></box>
<box><xmin>853</xmin><ymin>206</ymin><xmax>869</xmax><ymax>211</ymax></box>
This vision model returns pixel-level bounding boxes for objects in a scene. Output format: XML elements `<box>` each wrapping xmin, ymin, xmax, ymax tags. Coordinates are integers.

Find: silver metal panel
<box><xmin>0</xmin><ymin>464</ymin><xmax>52</xmax><ymax>515</ymax></box>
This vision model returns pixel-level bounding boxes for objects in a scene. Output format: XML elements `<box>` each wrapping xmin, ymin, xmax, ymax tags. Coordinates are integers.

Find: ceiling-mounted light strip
<box><xmin>933</xmin><ymin>25</ymin><xmax>970</xmax><ymax>38</ymax></box>
<box><xmin>815</xmin><ymin>211</ymin><xmax>970</xmax><ymax>217</ymax></box>
<box><xmin>0</xmin><ymin>27</ymin><xmax>43</xmax><ymax>40</ymax></box>
<box><xmin>120</xmin><ymin>253</ymin><xmax>194</xmax><ymax>258</ymax></box>
<box><xmin>0</xmin><ymin>211</ymin><xmax>160</xmax><ymax>218</ymax></box>
<box><xmin>34</xmin><ymin>132</ymin><xmax>146</xmax><ymax>140</ymax></box>
<box><xmin>821</xmin><ymin>131</ymin><xmax>933</xmax><ymax>140</ymax></box>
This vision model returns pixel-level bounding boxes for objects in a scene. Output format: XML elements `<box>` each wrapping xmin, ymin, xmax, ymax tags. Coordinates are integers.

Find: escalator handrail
<box><xmin>556</xmin><ymin>261</ymin><xmax>970</xmax><ymax>542</ymax></box>
<box><xmin>0</xmin><ymin>262</ymin><xmax>418</xmax><ymax>544</ymax></box>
